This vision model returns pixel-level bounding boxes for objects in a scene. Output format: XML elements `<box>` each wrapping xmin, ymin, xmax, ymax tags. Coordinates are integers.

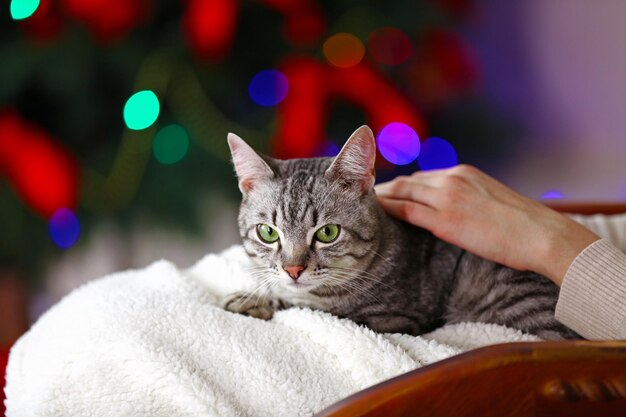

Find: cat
<box><xmin>223</xmin><ymin>125</ymin><xmax>581</xmax><ymax>340</ymax></box>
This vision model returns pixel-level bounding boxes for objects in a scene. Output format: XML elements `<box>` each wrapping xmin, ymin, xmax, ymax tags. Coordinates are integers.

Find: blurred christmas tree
<box><xmin>0</xmin><ymin>0</ymin><xmax>520</xmax><ymax>282</ymax></box>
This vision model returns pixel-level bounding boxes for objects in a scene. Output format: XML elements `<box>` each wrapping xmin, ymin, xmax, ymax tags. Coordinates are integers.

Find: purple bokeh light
<box><xmin>540</xmin><ymin>190</ymin><xmax>564</xmax><ymax>199</ymax></box>
<box><xmin>49</xmin><ymin>208</ymin><xmax>80</xmax><ymax>249</ymax></box>
<box><xmin>417</xmin><ymin>137</ymin><xmax>458</xmax><ymax>171</ymax></box>
<box><xmin>376</xmin><ymin>122</ymin><xmax>420</xmax><ymax>165</ymax></box>
<box><xmin>248</xmin><ymin>69</ymin><xmax>289</xmax><ymax>107</ymax></box>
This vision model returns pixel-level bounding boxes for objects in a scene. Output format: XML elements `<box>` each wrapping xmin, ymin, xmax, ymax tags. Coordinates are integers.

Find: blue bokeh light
<box><xmin>417</xmin><ymin>137</ymin><xmax>458</xmax><ymax>171</ymax></box>
<box><xmin>376</xmin><ymin>122</ymin><xmax>420</xmax><ymax>165</ymax></box>
<box><xmin>540</xmin><ymin>190</ymin><xmax>564</xmax><ymax>199</ymax></box>
<box><xmin>49</xmin><ymin>208</ymin><xmax>80</xmax><ymax>249</ymax></box>
<box><xmin>320</xmin><ymin>142</ymin><xmax>340</xmax><ymax>157</ymax></box>
<box><xmin>248</xmin><ymin>69</ymin><xmax>289</xmax><ymax>107</ymax></box>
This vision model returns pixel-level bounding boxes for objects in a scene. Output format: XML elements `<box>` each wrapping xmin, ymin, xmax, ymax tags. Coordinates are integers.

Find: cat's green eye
<box><xmin>315</xmin><ymin>224</ymin><xmax>340</xmax><ymax>243</ymax></box>
<box><xmin>257</xmin><ymin>224</ymin><xmax>280</xmax><ymax>243</ymax></box>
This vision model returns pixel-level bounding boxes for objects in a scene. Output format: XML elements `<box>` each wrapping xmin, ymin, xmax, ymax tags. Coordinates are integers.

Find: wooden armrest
<box><xmin>315</xmin><ymin>341</ymin><xmax>626</xmax><ymax>417</ymax></box>
<box><xmin>545</xmin><ymin>202</ymin><xmax>626</xmax><ymax>215</ymax></box>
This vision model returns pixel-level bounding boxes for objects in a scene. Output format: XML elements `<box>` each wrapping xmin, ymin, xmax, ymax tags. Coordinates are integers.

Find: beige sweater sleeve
<box><xmin>555</xmin><ymin>213</ymin><xmax>626</xmax><ymax>340</ymax></box>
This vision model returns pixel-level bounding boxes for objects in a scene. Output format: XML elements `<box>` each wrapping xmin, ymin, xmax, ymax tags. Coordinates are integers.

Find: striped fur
<box><xmin>225</xmin><ymin>128</ymin><xmax>581</xmax><ymax>340</ymax></box>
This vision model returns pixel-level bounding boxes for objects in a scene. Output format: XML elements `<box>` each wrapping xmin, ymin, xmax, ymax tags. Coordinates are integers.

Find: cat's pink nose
<box><xmin>284</xmin><ymin>265</ymin><xmax>306</xmax><ymax>280</ymax></box>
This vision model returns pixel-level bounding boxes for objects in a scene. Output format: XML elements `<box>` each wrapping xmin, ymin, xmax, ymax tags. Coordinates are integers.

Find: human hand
<box><xmin>374</xmin><ymin>165</ymin><xmax>599</xmax><ymax>285</ymax></box>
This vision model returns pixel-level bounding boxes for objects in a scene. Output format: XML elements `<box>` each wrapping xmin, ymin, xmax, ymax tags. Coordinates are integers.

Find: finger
<box><xmin>375</xmin><ymin>177</ymin><xmax>440</xmax><ymax>207</ymax></box>
<box><xmin>411</xmin><ymin>165</ymin><xmax>481</xmax><ymax>185</ymax></box>
<box><xmin>373</xmin><ymin>179</ymin><xmax>398</xmax><ymax>196</ymax></box>
<box><xmin>410</xmin><ymin>167</ymin><xmax>451</xmax><ymax>178</ymax></box>
<box><xmin>377</xmin><ymin>197</ymin><xmax>439</xmax><ymax>230</ymax></box>
<box><xmin>376</xmin><ymin>168</ymin><xmax>453</xmax><ymax>194</ymax></box>
<box><xmin>410</xmin><ymin>166</ymin><xmax>464</xmax><ymax>181</ymax></box>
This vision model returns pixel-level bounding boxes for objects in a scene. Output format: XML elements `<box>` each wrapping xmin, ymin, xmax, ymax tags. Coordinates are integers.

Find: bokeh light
<box><xmin>323</xmin><ymin>33</ymin><xmax>365</xmax><ymax>68</ymax></box>
<box><xmin>49</xmin><ymin>208</ymin><xmax>80</xmax><ymax>249</ymax></box>
<box><xmin>248</xmin><ymin>69</ymin><xmax>289</xmax><ymax>106</ymax></box>
<box><xmin>541</xmin><ymin>190</ymin><xmax>564</xmax><ymax>199</ymax></box>
<box><xmin>153</xmin><ymin>124</ymin><xmax>190</xmax><ymax>165</ymax></box>
<box><xmin>10</xmin><ymin>0</ymin><xmax>39</xmax><ymax>20</ymax></box>
<box><xmin>376</xmin><ymin>122</ymin><xmax>420</xmax><ymax>165</ymax></box>
<box><xmin>417</xmin><ymin>137</ymin><xmax>458</xmax><ymax>171</ymax></box>
<box><xmin>319</xmin><ymin>141</ymin><xmax>340</xmax><ymax>157</ymax></box>
<box><xmin>123</xmin><ymin>90</ymin><xmax>160</xmax><ymax>130</ymax></box>
<box><xmin>368</xmin><ymin>27</ymin><xmax>413</xmax><ymax>66</ymax></box>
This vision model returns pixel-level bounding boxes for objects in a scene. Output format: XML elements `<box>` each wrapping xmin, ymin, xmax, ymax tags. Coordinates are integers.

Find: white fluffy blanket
<box><xmin>5</xmin><ymin>245</ymin><xmax>538</xmax><ymax>417</ymax></box>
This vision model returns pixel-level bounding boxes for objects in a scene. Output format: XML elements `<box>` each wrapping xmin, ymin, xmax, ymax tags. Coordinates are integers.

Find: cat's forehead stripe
<box><xmin>275</xmin><ymin>157</ymin><xmax>331</xmax><ymax>177</ymax></box>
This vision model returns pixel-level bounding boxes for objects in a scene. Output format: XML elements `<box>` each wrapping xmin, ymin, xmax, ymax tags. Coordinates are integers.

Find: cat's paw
<box><xmin>222</xmin><ymin>292</ymin><xmax>277</xmax><ymax>320</ymax></box>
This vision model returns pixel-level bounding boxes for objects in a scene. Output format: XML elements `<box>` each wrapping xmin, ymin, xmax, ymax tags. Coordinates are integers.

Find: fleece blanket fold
<box><xmin>5</xmin><ymin>245</ymin><xmax>538</xmax><ymax>417</ymax></box>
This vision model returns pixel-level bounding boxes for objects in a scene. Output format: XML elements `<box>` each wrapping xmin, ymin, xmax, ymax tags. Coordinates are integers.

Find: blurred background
<box><xmin>1</xmin><ymin>0</ymin><xmax>626</xmax><ymax>406</ymax></box>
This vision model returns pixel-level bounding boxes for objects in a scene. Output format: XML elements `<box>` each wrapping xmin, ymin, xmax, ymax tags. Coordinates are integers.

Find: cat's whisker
<box><xmin>329</xmin><ymin>265</ymin><xmax>384</xmax><ymax>278</ymax></box>
<box><xmin>358</xmin><ymin>274</ymin><xmax>397</xmax><ymax>292</ymax></box>
<box><xmin>325</xmin><ymin>271</ymin><xmax>388</xmax><ymax>303</ymax></box>
<box><xmin>247</xmin><ymin>267</ymin><xmax>274</xmax><ymax>276</ymax></box>
<box><xmin>326</xmin><ymin>265</ymin><xmax>380</xmax><ymax>277</ymax></box>
<box><xmin>370</xmin><ymin>250</ymin><xmax>397</xmax><ymax>268</ymax></box>
<box><xmin>248</xmin><ymin>271</ymin><xmax>272</xmax><ymax>278</ymax></box>
<box><xmin>264</xmin><ymin>280</ymin><xmax>280</xmax><ymax>306</ymax></box>
<box><xmin>327</xmin><ymin>279</ymin><xmax>381</xmax><ymax>305</ymax></box>
<box><xmin>334</xmin><ymin>271</ymin><xmax>395</xmax><ymax>292</ymax></box>
<box><xmin>321</xmin><ymin>273</ymin><xmax>383</xmax><ymax>304</ymax></box>
<box><xmin>244</xmin><ymin>265</ymin><xmax>273</xmax><ymax>272</ymax></box>
<box><xmin>254</xmin><ymin>276</ymin><xmax>277</xmax><ymax>308</ymax></box>
<box><xmin>319</xmin><ymin>275</ymin><xmax>360</xmax><ymax>299</ymax></box>
<box><xmin>241</xmin><ymin>275</ymin><xmax>275</xmax><ymax>307</ymax></box>
<box><xmin>326</xmin><ymin>266</ymin><xmax>397</xmax><ymax>291</ymax></box>
<box><xmin>239</xmin><ymin>284</ymin><xmax>267</xmax><ymax>307</ymax></box>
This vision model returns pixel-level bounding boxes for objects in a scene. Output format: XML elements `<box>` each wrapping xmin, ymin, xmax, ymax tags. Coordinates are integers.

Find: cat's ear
<box><xmin>325</xmin><ymin>125</ymin><xmax>376</xmax><ymax>193</ymax></box>
<box><xmin>227</xmin><ymin>133</ymin><xmax>275</xmax><ymax>193</ymax></box>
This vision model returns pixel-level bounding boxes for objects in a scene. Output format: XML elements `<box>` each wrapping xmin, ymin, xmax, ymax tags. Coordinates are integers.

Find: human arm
<box><xmin>374</xmin><ymin>165</ymin><xmax>626</xmax><ymax>339</ymax></box>
<box><xmin>556</xmin><ymin>238</ymin><xmax>626</xmax><ymax>339</ymax></box>
<box><xmin>374</xmin><ymin>165</ymin><xmax>599</xmax><ymax>285</ymax></box>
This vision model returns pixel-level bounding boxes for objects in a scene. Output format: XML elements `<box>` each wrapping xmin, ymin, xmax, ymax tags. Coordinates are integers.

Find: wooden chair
<box><xmin>315</xmin><ymin>203</ymin><xmax>626</xmax><ymax>417</ymax></box>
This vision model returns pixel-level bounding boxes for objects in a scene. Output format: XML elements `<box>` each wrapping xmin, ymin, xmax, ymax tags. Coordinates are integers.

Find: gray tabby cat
<box><xmin>224</xmin><ymin>126</ymin><xmax>581</xmax><ymax>340</ymax></box>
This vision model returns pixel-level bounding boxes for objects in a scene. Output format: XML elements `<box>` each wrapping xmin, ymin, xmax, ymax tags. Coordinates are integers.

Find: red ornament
<box><xmin>17</xmin><ymin>0</ymin><xmax>149</xmax><ymax>43</ymax></box>
<box><xmin>19</xmin><ymin>0</ymin><xmax>64</xmax><ymax>42</ymax></box>
<box><xmin>405</xmin><ymin>29</ymin><xmax>479</xmax><ymax>108</ymax></box>
<box><xmin>183</xmin><ymin>0</ymin><xmax>239</xmax><ymax>60</ymax></box>
<box><xmin>368</xmin><ymin>27</ymin><xmax>413</xmax><ymax>66</ymax></box>
<box><xmin>273</xmin><ymin>57</ymin><xmax>327</xmax><ymax>158</ymax></box>
<box><xmin>1</xmin><ymin>346</ymin><xmax>9</xmax><ymax>416</ymax></box>
<box><xmin>272</xmin><ymin>57</ymin><xmax>426</xmax><ymax>162</ymax></box>
<box><xmin>61</xmin><ymin>0</ymin><xmax>150</xmax><ymax>42</ymax></box>
<box><xmin>0</xmin><ymin>112</ymin><xmax>79</xmax><ymax>218</ymax></box>
<box><xmin>425</xmin><ymin>30</ymin><xmax>478</xmax><ymax>92</ymax></box>
<box><xmin>183</xmin><ymin>0</ymin><xmax>325</xmax><ymax>60</ymax></box>
<box><xmin>259</xmin><ymin>0</ymin><xmax>325</xmax><ymax>46</ymax></box>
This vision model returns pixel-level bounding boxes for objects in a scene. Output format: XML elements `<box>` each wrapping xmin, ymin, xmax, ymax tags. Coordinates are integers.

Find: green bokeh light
<box><xmin>123</xmin><ymin>90</ymin><xmax>160</xmax><ymax>130</ymax></box>
<box><xmin>10</xmin><ymin>0</ymin><xmax>39</xmax><ymax>20</ymax></box>
<box><xmin>153</xmin><ymin>124</ymin><xmax>190</xmax><ymax>165</ymax></box>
